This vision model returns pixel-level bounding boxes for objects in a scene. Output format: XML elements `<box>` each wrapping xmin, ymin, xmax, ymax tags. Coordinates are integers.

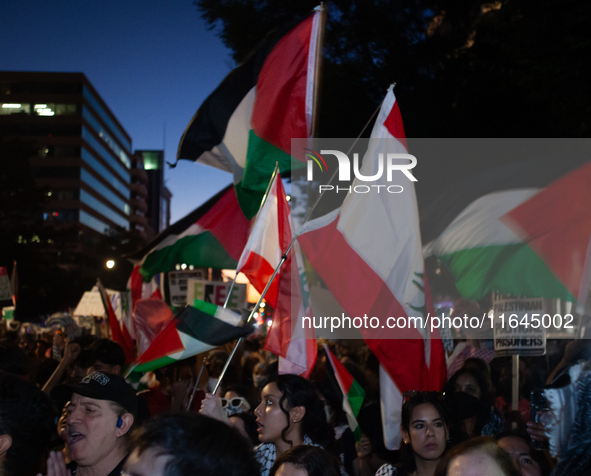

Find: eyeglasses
<box><xmin>221</xmin><ymin>397</ymin><xmax>250</xmax><ymax>411</ymax></box>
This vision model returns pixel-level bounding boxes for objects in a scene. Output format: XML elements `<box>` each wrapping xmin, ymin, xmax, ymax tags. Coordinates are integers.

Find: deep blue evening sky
<box><xmin>1</xmin><ymin>0</ymin><xmax>234</xmax><ymax>223</ymax></box>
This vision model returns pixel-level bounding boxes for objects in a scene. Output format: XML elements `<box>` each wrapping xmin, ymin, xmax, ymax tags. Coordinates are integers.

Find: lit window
<box><xmin>1</xmin><ymin>103</ymin><xmax>30</xmax><ymax>115</ymax></box>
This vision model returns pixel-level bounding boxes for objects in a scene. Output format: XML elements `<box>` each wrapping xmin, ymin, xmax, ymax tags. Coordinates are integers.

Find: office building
<box><xmin>0</xmin><ymin>71</ymin><xmax>144</xmax><ymax>236</ymax></box>
<box><xmin>133</xmin><ymin>150</ymin><xmax>172</xmax><ymax>240</ymax></box>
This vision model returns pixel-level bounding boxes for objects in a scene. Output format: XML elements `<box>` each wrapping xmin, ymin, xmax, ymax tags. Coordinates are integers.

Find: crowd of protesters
<box><xmin>0</xmin><ymin>305</ymin><xmax>590</xmax><ymax>476</ymax></box>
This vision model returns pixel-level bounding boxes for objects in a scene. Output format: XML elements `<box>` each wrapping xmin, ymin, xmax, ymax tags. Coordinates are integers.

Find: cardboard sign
<box><xmin>73</xmin><ymin>288</ymin><xmax>123</xmax><ymax>319</ymax></box>
<box><xmin>168</xmin><ymin>270</ymin><xmax>207</xmax><ymax>307</ymax></box>
<box><xmin>492</xmin><ymin>291</ymin><xmax>546</xmax><ymax>356</ymax></box>
<box><xmin>186</xmin><ymin>279</ymin><xmax>247</xmax><ymax>309</ymax></box>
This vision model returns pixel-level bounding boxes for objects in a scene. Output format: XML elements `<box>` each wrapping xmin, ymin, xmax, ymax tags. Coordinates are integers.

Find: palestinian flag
<box><xmin>129</xmin><ymin>299</ymin><xmax>252</xmax><ymax>374</ymax></box>
<box><xmin>176</xmin><ymin>9</ymin><xmax>321</xmax><ymax>219</ymax></box>
<box><xmin>422</xmin><ymin>151</ymin><xmax>591</xmax><ymax>304</ymax></box>
<box><xmin>324</xmin><ymin>345</ymin><xmax>365</xmax><ymax>441</ymax></box>
<box><xmin>127</xmin><ymin>185</ymin><xmax>251</xmax><ymax>281</ymax></box>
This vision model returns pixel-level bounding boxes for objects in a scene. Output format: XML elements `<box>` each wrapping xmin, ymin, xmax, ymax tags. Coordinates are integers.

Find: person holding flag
<box><xmin>202</xmin><ymin>373</ymin><xmax>337</xmax><ymax>476</ymax></box>
<box><xmin>253</xmin><ymin>374</ymin><xmax>338</xmax><ymax>476</ymax></box>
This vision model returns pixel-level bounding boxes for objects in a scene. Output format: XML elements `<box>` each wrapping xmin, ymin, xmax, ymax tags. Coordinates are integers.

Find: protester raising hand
<box><xmin>37</xmin><ymin>451</ymin><xmax>71</xmax><ymax>476</ymax></box>
<box><xmin>200</xmin><ymin>387</ymin><xmax>231</xmax><ymax>425</ymax></box>
<box><xmin>42</xmin><ymin>342</ymin><xmax>81</xmax><ymax>396</ymax></box>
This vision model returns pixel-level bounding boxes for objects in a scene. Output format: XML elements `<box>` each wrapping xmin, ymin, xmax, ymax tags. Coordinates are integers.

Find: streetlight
<box><xmin>106</xmin><ymin>260</ymin><xmax>115</xmax><ymax>269</ymax></box>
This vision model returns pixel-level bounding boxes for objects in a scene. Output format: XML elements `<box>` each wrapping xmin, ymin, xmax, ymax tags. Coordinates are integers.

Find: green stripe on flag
<box><xmin>347</xmin><ymin>380</ymin><xmax>366</xmax><ymax>418</ymax></box>
<box><xmin>440</xmin><ymin>244</ymin><xmax>575</xmax><ymax>301</ymax></box>
<box><xmin>192</xmin><ymin>299</ymin><xmax>218</xmax><ymax>316</ymax></box>
<box><xmin>134</xmin><ymin>355</ymin><xmax>177</xmax><ymax>373</ymax></box>
<box><xmin>235</xmin><ymin>130</ymin><xmax>293</xmax><ymax>219</ymax></box>
<box><xmin>140</xmin><ymin>232</ymin><xmax>238</xmax><ymax>280</ymax></box>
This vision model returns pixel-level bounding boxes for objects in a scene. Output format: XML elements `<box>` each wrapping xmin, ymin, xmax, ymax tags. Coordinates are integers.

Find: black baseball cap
<box><xmin>52</xmin><ymin>371</ymin><xmax>137</xmax><ymax>416</ymax></box>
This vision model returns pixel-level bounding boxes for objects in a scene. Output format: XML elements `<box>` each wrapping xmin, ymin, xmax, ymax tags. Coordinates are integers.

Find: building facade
<box><xmin>0</xmin><ymin>71</ymin><xmax>145</xmax><ymax>236</ymax></box>
<box><xmin>133</xmin><ymin>150</ymin><xmax>172</xmax><ymax>240</ymax></box>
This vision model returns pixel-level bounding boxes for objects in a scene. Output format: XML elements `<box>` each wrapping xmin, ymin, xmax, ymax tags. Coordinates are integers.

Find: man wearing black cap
<box><xmin>47</xmin><ymin>371</ymin><xmax>137</xmax><ymax>476</ymax></box>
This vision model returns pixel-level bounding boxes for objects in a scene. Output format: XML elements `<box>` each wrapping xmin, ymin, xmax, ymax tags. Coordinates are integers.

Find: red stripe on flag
<box><xmin>129</xmin><ymin>265</ymin><xmax>143</xmax><ymax>311</ymax></box>
<box><xmin>327</xmin><ymin>347</ymin><xmax>354</xmax><ymax>394</ymax></box>
<box><xmin>198</xmin><ymin>187</ymin><xmax>252</xmax><ymax>262</ymax></box>
<box><xmin>98</xmin><ymin>281</ymin><xmax>135</xmax><ymax>364</ymax></box>
<box><xmin>251</xmin><ymin>15</ymin><xmax>313</xmax><ymax>154</ymax></box>
<box><xmin>503</xmin><ymin>160</ymin><xmax>591</xmax><ymax>301</ymax></box>
<box><xmin>298</xmin><ymin>216</ymin><xmax>430</xmax><ymax>391</ymax></box>
<box><xmin>238</xmin><ymin>253</ymin><xmax>278</xmax><ymax>306</ymax></box>
<box><xmin>136</xmin><ymin>318</ymin><xmax>184</xmax><ymax>365</ymax></box>
<box><xmin>263</xmin><ymin>177</ymin><xmax>295</xmax><ymax>359</ymax></box>
<box><xmin>383</xmin><ymin>101</ymin><xmax>408</xmax><ymax>151</ymax></box>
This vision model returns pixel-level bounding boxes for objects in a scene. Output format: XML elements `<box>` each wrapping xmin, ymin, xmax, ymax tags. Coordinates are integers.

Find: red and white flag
<box><xmin>236</xmin><ymin>172</ymin><xmax>317</xmax><ymax>378</ymax></box>
<box><xmin>298</xmin><ymin>86</ymin><xmax>446</xmax><ymax>448</ymax></box>
<box><xmin>97</xmin><ymin>279</ymin><xmax>135</xmax><ymax>364</ymax></box>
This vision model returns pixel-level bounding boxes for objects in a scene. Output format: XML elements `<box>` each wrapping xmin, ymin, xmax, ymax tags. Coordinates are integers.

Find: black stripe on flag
<box><xmin>175</xmin><ymin>305</ymin><xmax>253</xmax><ymax>346</ymax></box>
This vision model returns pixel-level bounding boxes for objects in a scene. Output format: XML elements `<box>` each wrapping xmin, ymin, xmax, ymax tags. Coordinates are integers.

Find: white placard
<box><xmin>492</xmin><ymin>291</ymin><xmax>546</xmax><ymax>356</ymax></box>
<box><xmin>186</xmin><ymin>279</ymin><xmax>247</xmax><ymax>309</ymax></box>
<box><xmin>168</xmin><ymin>270</ymin><xmax>207</xmax><ymax>307</ymax></box>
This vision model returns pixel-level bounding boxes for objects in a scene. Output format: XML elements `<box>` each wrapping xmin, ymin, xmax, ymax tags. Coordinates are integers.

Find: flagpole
<box><xmin>310</xmin><ymin>3</ymin><xmax>326</xmax><ymax>139</ymax></box>
<box><xmin>185</xmin><ymin>166</ymin><xmax>282</xmax><ymax>402</ymax></box>
<box><xmin>211</xmin><ymin>165</ymin><xmax>287</xmax><ymax>394</ymax></box>
<box><xmin>298</xmin><ymin>95</ymin><xmax>384</xmax><ymax>230</ymax></box>
<box><xmin>213</xmin><ymin>242</ymin><xmax>295</xmax><ymax>394</ymax></box>
<box><xmin>186</xmin><ymin>355</ymin><xmax>208</xmax><ymax>411</ymax></box>
<box><xmin>212</xmin><ymin>72</ymin><xmax>385</xmax><ymax>397</ymax></box>
<box><xmin>97</xmin><ymin>279</ymin><xmax>112</xmax><ymax>340</ymax></box>
<box><xmin>223</xmin><ymin>163</ymin><xmax>280</xmax><ymax>306</ymax></box>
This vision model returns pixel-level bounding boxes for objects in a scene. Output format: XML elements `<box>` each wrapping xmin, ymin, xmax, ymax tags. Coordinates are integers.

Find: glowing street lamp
<box><xmin>106</xmin><ymin>260</ymin><xmax>115</xmax><ymax>269</ymax></box>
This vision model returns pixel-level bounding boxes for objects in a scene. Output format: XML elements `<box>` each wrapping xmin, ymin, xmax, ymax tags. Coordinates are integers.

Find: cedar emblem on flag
<box><xmin>297</xmin><ymin>86</ymin><xmax>446</xmax><ymax>449</ymax></box>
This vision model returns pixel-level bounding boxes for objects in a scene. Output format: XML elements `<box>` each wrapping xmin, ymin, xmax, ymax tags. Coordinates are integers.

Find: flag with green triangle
<box><xmin>128</xmin><ymin>299</ymin><xmax>252</xmax><ymax>375</ymax></box>
<box><xmin>324</xmin><ymin>344</ymin><xmax>365</xmax><ymax>441</ymax></box>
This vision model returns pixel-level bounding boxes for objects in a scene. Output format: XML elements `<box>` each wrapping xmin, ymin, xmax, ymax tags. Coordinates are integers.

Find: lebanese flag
<box><xmin>236</xmin><ymin>172</ymin><xmax>316</xmax><ymax>377</ymax></box>
<box><xmin>502</xmin><ymin>160</ymin><xmax>591</xmax><ymax>313</ymax></box>
<box><xmin>176</xmin><ymin>10</ymin><xmax>321</xmax><ymax>219</ymax></box>
<box><xmin>298</xmin><ymin>86</ymin><xmax>446</xmax><ymax>448</ymax></box>
<box><xmin>324</xmin><ymin>344</ymin><xmax>365</xmax><ymax>441</ymax></box>
<box><xmin>235</xmin><ymin>172</ymin><xmax>289</xmax><ymax>308</ymax></box>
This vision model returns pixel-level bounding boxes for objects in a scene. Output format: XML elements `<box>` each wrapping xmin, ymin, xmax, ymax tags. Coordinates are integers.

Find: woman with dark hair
<box><xmin>254</xmin><ymin>374</ymin><xmax>336</xmax><ymax>476</ymax></box>
<box><xmin>375</xmin><ymin>392</ymin><xmax>449</xmax><ymax>476</ymax></box>
<box><xmin>270</xmin><ymin>446</ymin><xmax>341</xmax><ymax>476</ymax></box>
<box><xmin>434</xmin><ymin>436</ymin><xmax>520</xmax><ymax>476</ymax></box>
<box><xmin>444</xmin><ymin>367</ymin><xmax>504</xmax><ymax>444</ymax></box>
